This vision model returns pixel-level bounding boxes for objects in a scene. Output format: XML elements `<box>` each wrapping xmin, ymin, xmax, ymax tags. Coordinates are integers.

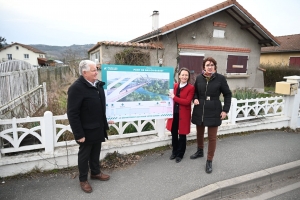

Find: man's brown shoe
<box><xmin>80</xmin><ymin>181</ymin><xmax>92</xmax><ymax>193</ymax></box>
<box><xmin>90</xmin><ymin>172</ymin><xmax>110</xmax><ymax>181</ymax></box>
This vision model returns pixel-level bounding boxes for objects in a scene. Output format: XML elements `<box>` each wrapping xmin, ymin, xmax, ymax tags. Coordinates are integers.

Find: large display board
<box><xmin>102</xmin><ymin>65</ymin><xmax>174</xmax><ymax>122</ymax></box>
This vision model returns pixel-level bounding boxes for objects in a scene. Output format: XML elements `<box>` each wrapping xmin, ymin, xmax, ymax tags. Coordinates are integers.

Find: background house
<box><xmin>45</xmin><ymin>59</ymin><xmax>64</xmax><ymax>67</ymax></box>
<box><xmin>129</xmin><ymin>0</ymin><xmax>280</xmax><ymax>91</ymax></box>
<box><xmin>260</xmin><ymin>34</ymin><xmax>300</xmax><ymax>67</ymax></box>
<box><xmin>0</xmin><ymin>42</ymin><xmax>46</xmax><ymax>66</ymax></box>
<box><xmin>88</xmin><ymin>41</ymin><xmax>163</xmax><ymax>78</ymax></box>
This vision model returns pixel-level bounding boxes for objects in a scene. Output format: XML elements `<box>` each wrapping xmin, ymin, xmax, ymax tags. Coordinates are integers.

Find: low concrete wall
<box><xmin>0</xmin><ymin>116</ymin><xmax>290</xmax><ymax>177</ymax></box>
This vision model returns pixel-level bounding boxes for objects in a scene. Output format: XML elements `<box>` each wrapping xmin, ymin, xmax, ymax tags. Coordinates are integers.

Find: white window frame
<box><xmin>213</xmin><ymin>29</ymin><xmax>225</xmax><ymax>38</ymax></box>
<box><xmin>24</xmin><ymin>54</ymin><xmax>29</xmax><ymax>59</ymax></box>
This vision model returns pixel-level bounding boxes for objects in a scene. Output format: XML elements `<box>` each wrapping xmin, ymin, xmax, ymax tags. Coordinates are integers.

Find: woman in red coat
<box><xmin>166</xmin><ymin>68</ymin><xmax>195</xmax><ymax>163</ymax></box>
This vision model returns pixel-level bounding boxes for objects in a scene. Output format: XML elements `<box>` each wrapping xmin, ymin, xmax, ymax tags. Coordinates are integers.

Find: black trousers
<box><xmin>171</xmin><ymin>113</ymin><xmax>187</xmax><ymax>158</ymax></box>
<box><xmin>78</xmin><ymin>142</ymin><xmax>102</xmax><ymax>182</ymax></box>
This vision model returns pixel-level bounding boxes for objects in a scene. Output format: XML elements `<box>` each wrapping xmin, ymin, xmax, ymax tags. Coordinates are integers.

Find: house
<box><xmin>260</xmin><ymin>34</ymin><xmax>300</xmax><ymax>67</ymax></box>
<box><xmin>0</xmin><ymin>42</ymin><xmax>46</xmax><ymax>66</ymax></box>
<box><xmin>88</xmin><ymin>41</ymin><xmax>163</xmax><ymax>65</ymax></box>
<box><xmin>45</xmin><ymin>59</ymin><xmax>64</xmax><ymax>67</ymax></box>
<box><xmin>88</xmin><ymin>41</ymin><xmax>163</xmax><ymax>79</ymax></box>
<box><xmin>89</xmin><ymin>0</ymin><xmax>280</xmax><ymax>91</ymax></box>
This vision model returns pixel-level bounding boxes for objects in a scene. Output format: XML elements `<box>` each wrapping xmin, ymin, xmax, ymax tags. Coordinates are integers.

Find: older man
<box><xmin>67</xmin><ymin>60</ymin><xmax>112</xmax><ymax>193</ymax></box>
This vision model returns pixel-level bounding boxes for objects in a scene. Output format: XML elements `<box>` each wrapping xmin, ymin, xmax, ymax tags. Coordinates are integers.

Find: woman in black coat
<box><xmin>190</xmin><ymin>57</ymin><xmax>232</xmax><ymax>174</ymax></box>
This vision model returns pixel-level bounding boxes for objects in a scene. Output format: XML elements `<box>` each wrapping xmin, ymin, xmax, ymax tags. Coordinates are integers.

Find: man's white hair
<box><xmin>78</xmin><ymin>60</ymin><xmax>96</xmax><ymax>75</ymax></box>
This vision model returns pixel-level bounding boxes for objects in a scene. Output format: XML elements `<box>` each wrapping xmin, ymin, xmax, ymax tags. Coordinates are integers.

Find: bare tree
<box><xmin>0</xmin><ymin>36</ymin><xmax>7</xmax><ymax>48</ymax></box>
<box><xmin>60</xmin><ymin>48</ymin><xmax>82</xmax><ymax>77</ymax></box>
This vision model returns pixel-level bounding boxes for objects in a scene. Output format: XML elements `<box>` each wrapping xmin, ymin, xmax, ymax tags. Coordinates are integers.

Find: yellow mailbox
<box><xmin>275</xmin><ymin>81</ymin><xmax>298</xmax><ymax>95</ymax></box>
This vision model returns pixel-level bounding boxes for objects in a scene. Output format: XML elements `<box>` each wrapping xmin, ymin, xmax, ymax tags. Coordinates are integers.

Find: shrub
<box><xmin>231</xmin><ymin>87</ymin><xmax>271</xmax><ymax>100</ymax></box>
<box><xmin>260</xmin><ymin>64</ymin><xmax>300</xmax><ymax>87</ymax></box>
<box><xmin>115</xmin><ymin>48</ymin><xmax>150</xmax><ymax>66</ymax></box>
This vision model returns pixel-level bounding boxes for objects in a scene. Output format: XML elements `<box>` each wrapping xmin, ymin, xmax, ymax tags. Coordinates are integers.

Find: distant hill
<box><xmin>30</xmin><ymin>44</ymin><xmax>95</xmax><ymax>60</ymax></box>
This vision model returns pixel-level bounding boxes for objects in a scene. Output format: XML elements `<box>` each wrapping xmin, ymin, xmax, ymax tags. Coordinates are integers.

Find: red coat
<box><xmin>166</xmin><ymin>83</ymin><xmax>195</xmax><ymax>134</ymax></box>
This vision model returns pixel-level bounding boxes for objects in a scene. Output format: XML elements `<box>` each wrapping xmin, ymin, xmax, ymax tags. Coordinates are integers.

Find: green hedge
<box><xmin>261</xmin><ymin>64</ymin><xmax>300</xmax><ymax>87</ymax></box>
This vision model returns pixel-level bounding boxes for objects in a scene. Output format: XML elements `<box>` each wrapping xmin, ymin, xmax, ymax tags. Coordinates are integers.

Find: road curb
<box><xmin>174</xmin><ymin>160</ymin><xmax>300</xmax><ymax>200</ymax></box>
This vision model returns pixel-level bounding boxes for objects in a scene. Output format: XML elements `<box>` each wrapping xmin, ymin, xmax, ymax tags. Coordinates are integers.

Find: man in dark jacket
<box><xmin>67</xmin><ymin>60</ymin><xmax>112</xmax><ymax>193</ymax></box>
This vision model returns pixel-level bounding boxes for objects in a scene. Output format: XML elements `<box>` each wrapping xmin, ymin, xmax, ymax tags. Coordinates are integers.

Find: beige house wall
<box><xmin>260</xmin><ymin>52</ymin><xmax>300</xmax><ymax>66</ymax></box>
<box><xmin>0</xmin><ymin>44</ymin><xmax>45</xmax><ymax>66</ymax></box>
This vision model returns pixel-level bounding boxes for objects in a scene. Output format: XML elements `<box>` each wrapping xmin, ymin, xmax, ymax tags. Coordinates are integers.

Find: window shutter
<box><xmin>289</xmin><ymin>57</ymin><xmax>300</xmax><ymax>67</ymax></box>
<box><xmin>179</xmin><ymin>55</ymin><xmax>204</xmax><ymax>84</ymax></box>
<box><xmin>179</xmin><ymin>56</ymin><xmax>203</xmax><ymax>73</ymax></box>
<box><xmin>227</xmin><ymin>55</ymin><xmax>248</xmax><ymax>73</ymax></box>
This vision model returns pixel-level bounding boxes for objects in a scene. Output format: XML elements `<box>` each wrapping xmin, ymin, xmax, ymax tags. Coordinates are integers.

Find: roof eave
<box><xmin>129</xmin><ymin>29</ymin><xmax>162</xmax><ymax>43</ymax></box>
<box><xmin>88</xmin><ymin>43</ymin><xmax>102</xmax><ymax>53</ymax></box>
<box><xmin>261</xmin><ymin>50</ymin><xmax>300</xmax><ymax>53</ymax></box>
<box><xmin>129</xmin><ymin>1</ymin><xmax>280</xmax><ymax>47</ymax></box>
<box><xmin>163</xmin><ymin>6</ymin><xmax>232</xmax><ymax>36</ymax></box>
<box><xmin>233</xmin><ymin>5</ymin><xmax>280</xmax><ymax>47</ymax></box>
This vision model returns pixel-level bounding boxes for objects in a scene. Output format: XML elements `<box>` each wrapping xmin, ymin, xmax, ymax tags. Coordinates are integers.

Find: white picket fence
<box><xmin>0</xmin><ymin>96</ymin><xmax>287</xmax><ymax>156</ymax></box>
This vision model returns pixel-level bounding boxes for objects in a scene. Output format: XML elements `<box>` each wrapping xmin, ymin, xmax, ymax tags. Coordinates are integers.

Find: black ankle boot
<box><xmin>190</xmin><ymin>148</ymin><xmax>203</xmax><ymax>159</ymax></box>
<box><xmin>170</xmin><ymin>154</ymin><xmax>176</xmax><ymax>160</ymax></box>
<box><xmin>206</xmin><ymin>160</ymin><xmax>212</xmax><ymax>174</ymax></box>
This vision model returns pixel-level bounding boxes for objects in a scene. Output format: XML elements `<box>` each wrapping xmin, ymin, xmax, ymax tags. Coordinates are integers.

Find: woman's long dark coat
<box><xmin>192</xmin><ymin>73</ymin><xmax>232</xmax><ymax>127</ymax></box>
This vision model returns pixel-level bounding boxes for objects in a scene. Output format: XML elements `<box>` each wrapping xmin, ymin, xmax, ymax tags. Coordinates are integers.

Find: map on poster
<box><xmin>101</xmin><ymin>64</ymin><xmax>174</xmax><ymax>122</ymax></box>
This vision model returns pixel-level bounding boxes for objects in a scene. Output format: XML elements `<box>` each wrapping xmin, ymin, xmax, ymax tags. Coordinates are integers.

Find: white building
<box><xmin>0</xmin><ymin>42</ymin><xmax>46</xmax><ymax>66</ymax></box>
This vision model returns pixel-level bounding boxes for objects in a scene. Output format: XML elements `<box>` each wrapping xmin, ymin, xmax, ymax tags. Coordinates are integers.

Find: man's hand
<box><xmin>108</xmin><ymin>121</ymin><xmax>115</xmax><ymax>124</ymax></box>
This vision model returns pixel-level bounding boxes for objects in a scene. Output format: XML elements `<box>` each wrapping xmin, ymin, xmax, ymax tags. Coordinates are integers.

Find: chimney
<box><xmin>152</xmin><ymin>10</ymin><xmax>159</xmax><ymax>30</ymax></box>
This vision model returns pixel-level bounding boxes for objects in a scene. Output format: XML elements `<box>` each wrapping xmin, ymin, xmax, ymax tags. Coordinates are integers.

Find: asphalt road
<box><xmin>0</xmin><ymin>130</ymin><xmax>300</xmax><ymax>200</ymax></box>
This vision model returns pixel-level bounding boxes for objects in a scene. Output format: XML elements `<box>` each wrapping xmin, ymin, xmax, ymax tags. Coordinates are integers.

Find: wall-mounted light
<box><xmin>158</xmin><ymin>58</ymin><xmax>163</xmax><ymax>67</ymax></box>
<box><xmin>192</xmin><ymin>35</ymin><xmax>196</xmax><ymax>39</ymax></box>
<box><xmin>158</xmin><ymin>58</ymin><xmax>163</xmax><ymax>64</ymax></box>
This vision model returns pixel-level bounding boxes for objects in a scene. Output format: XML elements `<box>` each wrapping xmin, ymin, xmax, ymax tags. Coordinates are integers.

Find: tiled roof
<box><xmin>261</xmin><ymin>34</ymin><xmax>300</xmax><ymax>53</ymax></box>
<box><xmin>129</xmin><ymin>0</ymin><xmax>280</xmax><ymax>47</ymax></box>
<box><xmin>88</xmin><ymin>41</ymin><xmax>163</xmax><ymax>53</ymax></box>
<box><xmin>0</xmin><ymin>42</ymin><xmax>46</xmax><ymax>54</ymax></box>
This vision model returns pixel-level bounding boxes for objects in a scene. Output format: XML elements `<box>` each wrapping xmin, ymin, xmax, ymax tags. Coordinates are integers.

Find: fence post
<box><xmin>156</xmin><ymin>119</ymin><xmax>166</xmax><ymax>138</ymax></box>
<box><xmin>230</xmin><ymin>98</ymin><xmax>237</xmax><ymax>125</ymax></box>
<box><xmin>43</xmin><ymin>82</ymin><xmax>47</xmax><ymax>107</ymax></box>
<box><xmin>43</xmin><ymin>111</ymin><xmax>54</xmax><ymax>153</ymax></box>
<box><xmin>282</xmin><ymin>76</ymin><xmax>300</xmax><ymax>129</ymax></box>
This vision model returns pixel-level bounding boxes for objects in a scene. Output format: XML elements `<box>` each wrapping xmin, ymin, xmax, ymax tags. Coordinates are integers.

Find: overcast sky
<box><xmin>1</xmin><ymin>0</ymin><xmax>299</xmax><ymax>46</ymax></box>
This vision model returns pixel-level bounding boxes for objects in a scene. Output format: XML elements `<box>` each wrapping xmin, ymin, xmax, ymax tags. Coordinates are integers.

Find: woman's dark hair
<box><xmin>178</xmin><ymin>67</ymin><xmax>191</xmax><ymax>83</ymax></box>
<box><xmin>202</xmin><ymin>57</ymin><xmax>217</xmax><ymax>70</ymax></box>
